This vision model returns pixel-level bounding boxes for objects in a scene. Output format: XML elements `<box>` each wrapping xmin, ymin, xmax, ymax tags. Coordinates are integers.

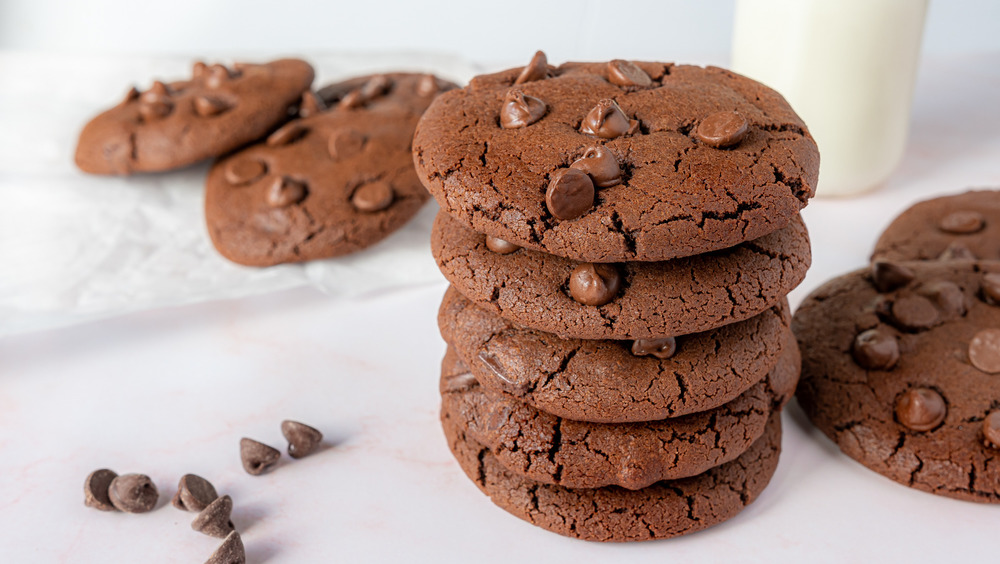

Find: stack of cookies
<box><xmin>414</xmin><ymin>52</ymin><xmax>820</xmax><ymax>541</ymax></box>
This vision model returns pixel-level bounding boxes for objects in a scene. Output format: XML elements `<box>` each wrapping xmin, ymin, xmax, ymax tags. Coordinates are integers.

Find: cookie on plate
<box><xmin>413</xmin><ymin>52</ymin><xmax>819</xmax><ymax>263</ymax></box>
<box><xmin>75</xmin><ymin>59</ymin><xmax>315</xmax><ymax>175</ymax></box>
<box><xmin>794</xmin><ymin>260</ymin><xmax>1000</xmax><ymax>503</ymax></box>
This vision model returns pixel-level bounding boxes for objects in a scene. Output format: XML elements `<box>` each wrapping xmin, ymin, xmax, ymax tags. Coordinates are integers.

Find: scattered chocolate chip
<box><xmin>984</xmin><ymin>411</ymin><xmax>1000</xmax><ymax>449</ymax></box>
<box><xmin>193</xmin><ymin>96</ymin><xmax>232</xmax><ymax>118</ymax></box>
<box><xmin>694</xmin><ymin>111</ymin><xmax>749</xmax><ymax>148</ymax></box>
<box><xmin>327</xmin><ymin>129</ymin><xmax>365</xmax><ymax>160</ymax></box>
<box><xmin>607</xmin><ymin>59</ymin><xmax>652</xmax><ymax>88</ymax></box>
<box><xmin>224</xmin><ymin>158</ymin><xmax>267</xmax><ymax>186</ymax></box>
<box><xmin>568</xmin><ymin>263</ymin><xmax>621</xmax><ymax>306</ymax></box>
<box><xmin>918</xmin><ymin>280</ymin><xmax>967</xmax><ymax>318</ymax></box>
<box><xmin>851</xmin><ymin>328</ymin><xmax>899</xmax><ymax>370</ymax></box>
<box><xmin>351</xmin><ymin>181</ymin><xmax>394</xmax><ymax>212</ymax></box>
<box><xmin>580</xmin><ymin>99</ymin><xmax>637</xmax><ymax>138</ymax></box>
<box><xmin>171</xmin><ymin>474</ymin><xmax>219</xmax><ymax>512</ymax></box>
<box><xmin>297</xmin><ymin>91</ymin><xmax>326</xmax><ymax>118</ymax></box>
<box><xmin>981</xmin><ymin>272</ymin><xmax>1000</xmax><ymax>305</ymax></box>
<box><xmin>895</xmin><ymin>388</ymin><xmax>946</xmax><ymax>432</ymax></box>
<box><xmin>968</xmin><ymin>328</ymin><xmax>1000</xmax><ymax>373</ymax></box>
<box><xmin>514</xmin><ymin>50</ymin><xmax>549</xmax><ymax>84</ymax></box>
<box><xmin>939</xmin><ymin>210</ymin><xmax>985</xmax><ymax>234</ymax></box>
<box><xmin>267</xmin><ymin>177</ymin><xmax>307</xmax><ymax>208</ymax></box>
<box><xmin>938</xmin><ymin>242</ymin><xmax>977</xmax><ymax>260</ymax></box>
<box><xmin>546</xmin><ymin>168</ymin><xmax>595</xmax><ymax>220</ymax></box>
<box><xmin>206</xmin><ymin>530</ymin><xmax>246</xmax><ymax>564</ymax></box>
<box><xmin>266</xmin><ymin>122</ymin><xmax>309</xmax><ymax>147</ymax></box>
<box><xmin>192</xmin><ymin>495</ymin><xmax>235</xmax><ymax>538</ymax></box>
<box><xmin>108</xmin><ymin>473</ymin><xmax>159</xmax><ymax>513</ymax></box>
<box><xmin>631</xmin><ymin>337</ymin><xmax>677</xmax><ymax>359</ymax></box>
<box><xmin>570</xmin><ymin>146</ymin><xmax>622</xmax><ymax>188</ymax></box>
<box><xmin>281</xmin><ymin>420</ymin><xmax>324</xmax><ymax>459</ymax></box>
<box><xmin>485</xmin><ymin>235</ymin><xmax>520</xmax><ymax>254</ymax></box>
<box><xmin>871</xmin><ymin>260</ymin><xmax>915</xmax><ymax>292</ymax></box>
<box><xmin>84</xmin><ymin>469</ymin><xmax>118</xmax><ymax>511</ymax></box>
<box><xmin>890</xmin><ymin>295</ymin><xmax>940</xmax><ymax>331</ymax></box>
<box><xmin>499</xmin><ymin>89</ymin><xmax>546</xmax><ymax>129</ymax></box>
<box><xmin>240</xmin><ymin>438</ymin><xmax>280</xmax><ymax>476</ymax></box>
<box><xmin>416</xmin><ymin>74</ymin><xmax>441</xmax><ymax>97</ymax></box>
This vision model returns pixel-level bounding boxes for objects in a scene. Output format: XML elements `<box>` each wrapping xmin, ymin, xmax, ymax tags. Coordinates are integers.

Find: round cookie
<box><xmin>441</xmin><ymin>402</ymin><xmax>783</xmax><ymax>542</ymax></box>
<box><xmin>439</xmin><ymin>285</ymin><xmax>792</xmax><ymax>422</ymax></box>
<box><xmin>872</xmin><ymin>190</ymin><xmax>1000</xmax><ymax>262</ymax></box>
<box><xmin>432</xmin><ymin>210</ymin><xmax>810</xmax><ymax>340</ymax></box>
<box><xmin>794</xmin><ymin>260</ymin><xmax>1000</xmax><ymax>503</ymax></box>
<box><xmin>205</xmin><ymin>74</ymin><xmax>453</xmax><ymax>266</ymax></box>
<box><xmin>441</xmin><ymin>341</ymin><xmax>797</xmax><ymax>489</ymax></box>
<box><xmin>76</xmin><ymin>59</ymin><xmax>315</xmax><ymax>175</ymax></box>
<box><xmin>413</xmin><ymin>54</ymin><xmax>819</xmax><ymax>263</ymax></box>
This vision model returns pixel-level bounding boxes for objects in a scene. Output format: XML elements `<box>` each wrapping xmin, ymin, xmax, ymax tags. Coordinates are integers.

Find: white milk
<box><xmin>731</xmin><ymin>0</ymin><xmax>928</xmax><ymax>197</ymax></box>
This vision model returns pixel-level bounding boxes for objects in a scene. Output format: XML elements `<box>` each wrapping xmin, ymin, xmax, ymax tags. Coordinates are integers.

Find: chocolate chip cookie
<box><xmin>794</xmin><ymin>260</ymin><xmax>1000</xmax><ymax>503</ymax></box>
<box><xmin>413</xmin><ymin>53</ymin><xmax>819</xmax><ymax>263</ymax></box>
<box><xmin>872</xmin><ymin>190</ymin><xmax>1000</xmax><ymax>262</ymax></box>
<box><xmin>76</xmin><ymin>59</ymin><xmax>315</xmax><ymax>175</ymax></box>
<box><xmin>317</xmin><ymin>72</ymin><xmax>456</xmax><ymax>114</ymax></box>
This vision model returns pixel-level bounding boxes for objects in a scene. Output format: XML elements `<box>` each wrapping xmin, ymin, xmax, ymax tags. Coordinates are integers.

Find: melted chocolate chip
<box><xmin>514</xmin><ymin>51</ymin><xmax>549</xmax><ymax>84</ymax></box>
<box><xmin>851</xmin><ymin>328</ymin><xmax>900</xmax><ymax>370</ymax></box>
<box><xmin>694</xmin><ymin>111</ymin><xmax>749</xmax><ymax>148</ymax></box>
<box><xmin>895</xmin><ymin>388</ymin><xmax>946</xmax><ymax>432</ymax></box>
<box><xmin>485</xmin><ymin>235</ymin><xmax>520</xmax><ymax>254</ymax></box>
<box><xmin>568</xmin><ymin>263</ymin><xmax>621</xmax><ymax>306</ymax></box>
<box><xmin>267</xmin><ymin>177</ymin><xmax>307</xmax><ymax>208</ymax></box>
<box><xmin>327</xmin><ymin>129</ymin><xmax>366</xmax><ymax>160</ymax></box>
<box><xmin>570</xmin><ymin>146</ymin><xmax>622</xmax><ymax>188</ymax></box>
<box><xmin>871</xmin><ymin>260</ymin><xmax>915</xmax><ymax>292</ymax></box>
<box><xmin>984</xmin><ymin>411</ymin><xmax>1000</xmax><ymax>449</ymax></box>
<box><xmin>939</xmin><ymin>210</ymin><xmax>985</xmax><ymax>234</ymax></box>
<box><xmin>546</xmin><ymin>168</ymin><xmax>595</xmax><ymax>220</ymax></box>
<box><xmin>240</xmin><ymin>438</ymin><xmax>280</xmax><ymax>476</ymax></box>
<box><xmin>981</xmin><ymin>272</ymin><xmax>1000</xmax><ymax>305</ymax></box>
<box><xmin>890</xmin><ymin>295</ymin><xmax>940</xmax><ymax>331</ymax></box>
<box><xmin>351</xmin><ymin>181</ymin><xmax>394</xmax><ymax>212</ymax></box>
<box><xmin>607</xmin><ymin>59</ymin><xmax>652</xmax><ymax>88</ymax></box>
<box><xmin>266</xmin><ymin>122</ymin><xmax>309</xmax><ymax>147</ymax></box>
<box><xmin>499</xmin><ymin>89</ymin><xmax>547</xmax><ymax>128</ymax></box>
<box><xmin>631</xmin><ymin>337</ymin><xmax>677</xmax><ymax>359</ymax></box>
<box><xmin>918</xmin><ymin>280</ymin><xmax>967</xmax><ymax>318</ymax></box>
<box><xmin>580</xmin><ymin>99</ymin><xmax>637</xmax><ymax>138</ymax></box>
<box><xmin>84</xmin><ymin>469</ymin><xmax>118</xmax><ymax>511</ymax></box>
<box><xmin>192</xmin><ymin>495</ymin><xmax>235</xmax><ymax>538</ymax></box>
<box><xmin>225</xmin><ymin>158</ymin><xmax>267</xmax><ymax>186</ymax></box>
<box><xmin>281</xmin><ymin>420</ymin><xmax>323</xmax><ymax>459</ymax></box>
<box><xmin>171</xmin><ymin>474</ymin><xmax>219</xmax><ymax>512</ymax></box>
<box><xmin>194</xmin><ymin>96</ymin><xmax>232</xmax><ymax>118</ymax></box>
<box><xmin>968</xmin><ymin>328</ymin><xmax>1000</xmax><ymax>373</ymax></box>
<box><xmin>108</xmin><ymin>473</ymin><xmax>159</xmax><ymax>513</ymax></box>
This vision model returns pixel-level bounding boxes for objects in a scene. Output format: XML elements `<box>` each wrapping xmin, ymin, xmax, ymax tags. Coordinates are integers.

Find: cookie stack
<box><xmin>414</xmin><ymin>52</ymin><xmax>820</xmax><ymax>541</ymax></box>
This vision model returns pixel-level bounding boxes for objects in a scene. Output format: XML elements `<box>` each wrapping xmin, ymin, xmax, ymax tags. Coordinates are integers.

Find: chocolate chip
<box><xmin>192</xmin><ymin>495</ymin><xmax>235</xmax><ymax>538</ymax></box>
<box><xmin>485</xmin><ymin>235</ymin><xmax>520</xmax><ymax>254</ymax></box>
<box><xmin>206</xmin><ymin>531</ymin><xmax>245</xmax><ymax>564</ymax></box>
<box><xmin>546</xmin><ymin>168</ymin><xmax>594</xmax><ymax>220</ymax></box>
<box><xmin>123</xmin><ymin>86</ymin><xmax>140</xmax><ymax>103</ymax></box>
<box><xmin>939</xmin><ymin>210</ymin><xmax>985</xmax><ymax>234</ymax></box>
<box><xmin>205</xmin><ymin>64</ymin><xmax>235</xmax><ymax>89</ymax></box>
<box><xmin>694</xmin><ymin>111</ymin><xmax>749</xmax><ymax>148</ymax></box>
<box><xmin>225</xmin><ymin>158</ymin><xmax>267</xmax><ymax>186</ymax></box>
<box><xmin>871</xmin><ymin>260</ymin><xmax>915</xmax><ymax>292</ymax></box>
<box><xmin>895</xmin><ymin>388</ymin><xmax>946</xmax><ymax>432</ymax></box>
<box><xmin>499</xmin><ymin>89</ymin><xmax>546</xmax><ymax>129</ymax></box>
<box><xmin>968</xmin><ymin>328</ymin><xmax>1000</xmax><ymax>373</ymax></box>
<box><xmin>570</xmin><ymin>146</ymin><xmax>622</xmax><ymax>188</ymax></box>
<box><xmin>267</xmin><ymin>177</ymin><xmax>307</xmax><ymax>208</ymax></box>
<box><xmin>171</xmin><ymin>474</ymin><xmax>219</xmax><ymax>512</ymax></box>
<box><xmin>327</xmin><ymin>129</ymin><xmax>365</xmax><ymax>161</ymax></box>
<box><xmin>569</xmin><ymin>263</ymin><xmax>621</xmax><ymax>306</ymax></box>
<box><xmin>984</xmin><ymin>411</ymin><xmax>1000</xmax><ymax>449</ymax></box>
<box><xmin>580</xmin><ymin>99</ymin><xmax>637</xmax><ymax>138</ymax></box>
<box><xmin>340</xmin><ymin>75</ymin><xmax>391</xmax><ymax>109</ymax></box>
<box><xmin>281</xmin><ymin>420</ymin><xmax>323</xmax><ymax>459</ymax></box>
<box><xmin>631</xmin><ymin>337</ymin><xmax>677</xmax><ymax>359</ymax></box>
<box><xmin>981</xmin><ymin>272</ymin><xmax>1000</xmax><ymax>305</ymax></box>
<box><xmin>194</xmin><ymin>96</ymin><xmax>232</xmax><ymax>118</ymax></box>
<box><xmin>607</xmin><ymin>59</ymin><xmax>652</xmax><ymax>88</ymax></box>
<box><xmin>351</xmin><ymin>181</ymin><xmax>394</xmax><ymax>212</ymax></box>
<box><xmin>139</xmin><ymin>99</ymin><xmax>173</xmax><ymax>120</ymax></box>
<box><xmin>938</xmin><ymin>242</ymin><xmax>977</xmax><ymax>260</ymax></box>
<box><xmin>84</xmin><ymin>469</ymin><xmax>118</xmax><ymax>511</ymax></box>
<box><xmin>266</xmin><ymin>122</ymin><xmax>309</xmax><ymax>147</ymax></box>
<box><xmin>918</xmin><ymin>280</ymin><xmax>967</xmax><ymax>318</ymax></box>
<box><xmin>851</xmin><ymin>328</ymin><xmax>899</xmax><ymax>370</ymax></box>
<box><xmin>297</xmin><ymin>91</ymin><xmax>326</xmax><ymax>118</ymax></box>
<box><xmin>417</xmin><ymin>74</ymin><xmax>441</xmax><ymax>97</ymax></box>
<box><xmin>890</xmin><ymin>295</ymin><xmax>940</xmax><ymax>331</ymax></box>
<box><xmin>108</xmin><ymin>473</ymin><xmax>159</xmax><ymax>513</ymax></box>
<box><xmin>514</xmin><ymin>51</ymin><xmax>549</xmax><ymax>84</ymax></box>
<box><xmin>144</xmin><ymin>80</ymin><xmax>170</xmax><ymax>99</ymax></box>
<box><xmin>240</xmin><ymin>438</ymin><xmax>280</xmax><ymax>476</ymax></box>
<box><xmin>192</xmin><ymin>61</ymin><xmax>208</xmax><ymax>78</ymax></box>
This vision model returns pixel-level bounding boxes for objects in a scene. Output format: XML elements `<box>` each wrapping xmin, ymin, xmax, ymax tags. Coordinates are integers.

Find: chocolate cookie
<box><xmin>413</xmin><ymin>54</ymin><xmax>819</xmax><ymax>263</ymax></box>
<box><xmin>439</xmin><ymin>285</ymin><xmax>792</xmax><ymax>422</ymax></box>
<box><xmin>432</xmin><ymin>211</ymin><xmax>810</xmax><ymax>340</ymax></box>
<box><xmin>75</xmin><ymin>59</ymin><xmax>314</xmax><ymax>175</ymax></box>
<box><xmin>872</xmin><ymin>190</ymin><xmax>1000</xmax><ymax>262</ymax></box>
<box><xmin>317</xmin><ymin>72</ymin><xmax>456</xmax><ymax>115</ymax></box>
<box><xmin>442</xmin><ymin>403</ymin><xmax>783</xmax><ymax>542</ymax></box>
<box><xmin>205</xmin><ymin>73</ymin><xmax>453</xmax><ymax>266</ymax></box>
<box><xmin>441</xmin><ymin>341</ymin><xmax>796</xmax><ymax>489</ymax></box>
<box><xmin>794</xmin><ymin>260</ymin><xmax>1000</xmax><ymax>503</ymax></box>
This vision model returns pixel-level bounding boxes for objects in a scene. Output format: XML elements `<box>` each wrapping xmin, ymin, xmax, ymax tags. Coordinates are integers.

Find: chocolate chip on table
<box><xmin>485</xmin><ymin>235</ymin><xmax>520</xmax><ymax>254</ymax></box>
<box><xmin>224</xmin><ymin>158</ymin><xmax>267</xmax><ymax>186</ymax></box>
<box><xmin>939</xmin><ymin>210</ymin><xmax>985</xmax><ymax>234</ymax></box>
<box><xmin>568</xmin><ymin>263</ymin><xmax>621</xmax><ymax>306</ymax></box>
<box><xmin>514</xmin><ymin>50</ymin><xmax>549</xmax><ymax>85</ymax></box>
<box><xmin>351</xmin><ymin>181</ymin><xmax>394</xmax><ymax>212</ymax></box>
<box><xmin>851</xmin><ymin>328</ymin><xmax>900</xmax><ymax>370</ymax></box>
<box><xmin>894</xmin><ymin>388</ymin><xmax>947</xmax><ymax>432</ymax></box>
<box><xmin>84</xmin><ymin>469</ymin><xmax>118</xmax><ymax>511</ymax></box>
<box><xmin>267</xmin><ymin>177</ymin><xmax>308</xmax><ymax>208</ymax></box>
<box><xmin>569</xmin><ymin>146</ymin><xmax>622</xmax><ymax>188</ymax></box>
<box><xmin>980</xmin><ymin>272</ymin><xmax>1000</xmax><ymax>305</ymax></box>
<box><xmin>546</xmin><ymin>168</ymin><xmax>594</xmax><ymax>220</ymax></box>
<box><xmin>871</xmin><ymin>260</ymin><xmax>915</xmax><ymax>292</ymax></box>
<box><xmin>192</xmin><ymin>495</ymin><xmax>235</xmax><ymax>539</ymax></box>
<box><xmin>984</xmin><ymin>411</ymin><xmax>1000</xmax><ymax>449</ymax></box>
<box><xmin>206</xmin><ymin>530</ymin><xmax>246</xmax><ymax>564</ymax></box>
<box><xmin>968</xmin><ymin>328</ymin><xmax>1000</xmax><ymax>373</ymax></box>
<box><xmin>580</xmin><ymin>99</ymin><xmax>637</xmax><ymax>139</ymax></box>
<box><xmin>171</xmin><ymin>474</ymin><xmax>219</xmax><ymax>512</ymax></box>
<box><xmin>240</xmin><ymin>438</ymin><xmax>280</xmax><ymax>476</ymax></box>
<box><xmin>108</xmin><ymin>473</ymin><xmax>159</xmax><ymax>513</ymax></box>
<box><xmin>694</xmin><ymin>111</ymin><xmax>749</xmax><ymax>148</ymax></box>
<box><xmin>499</xmin><ymin>89</ymin><xmax>546</xmax><ymax>129</ymax></box>
<box><xmin>631</xmin><ymin>337</ymin><xmax>677</xmax><ymax>359</ymax></box>
<box><xmin>607</xmin><ymin>59</ymin><xmax>652</xmax><ymax>88</ymax></box>
<box><xmin>281</xmin><ymin>420</ymin><xmax>324</xmax><ymax>459</ymax></box>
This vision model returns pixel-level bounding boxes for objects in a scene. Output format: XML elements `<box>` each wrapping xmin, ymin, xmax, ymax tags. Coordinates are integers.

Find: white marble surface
<box><xmin>1</xmin><ymin>52</ymin><xmax>999</xmax><ymax>562</ymax></box>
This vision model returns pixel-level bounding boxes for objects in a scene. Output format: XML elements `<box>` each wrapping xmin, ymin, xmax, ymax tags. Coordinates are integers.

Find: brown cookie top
<box><xmin>432</xmin><ymin>211</ymin><xmax>810</xmax><ymax>340</ymax></box>
<box><xmin>794</xmin><ymin>260</ymin><xmax>1000</xmax><ymax>503</ymax></box>
<box><xmin>872</xmin><ymin>190</ymin><xmax>1000</xmax><ymax>262</ymax></box>
<box><xmin>413</xmin><ymin>54</ymin><xmax>818</xmax><ymax>263</ymax></box>
<box><xmin>439</xmin><ymin>285</ymin><xmax>793</xmax><ymax>422</ymax></box>
<box><xmin>75</xmin><ymin>59</ymin><xmax>314</xmax><ymax>175</ymax></box>
<box><xmin>205</xmin><ymin>74</ymin><xmax>454</xmax><ymax>266</ymax></box>
<box><xmin>442</xmin><ymin>403</ymin><xmax>783</xmax><ymax>542</ymax></box>
<box><xmin>441</xmin><ymin>341</ymin><xmax>796</xmax><ymax>489</ymax></box>
<box><xmin>317</xmin><ymin>72</ymin><xmax>456</xmax><ymax>115</ymax></box>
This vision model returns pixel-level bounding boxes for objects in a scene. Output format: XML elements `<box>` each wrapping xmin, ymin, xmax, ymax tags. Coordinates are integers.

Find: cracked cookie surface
<box><xmin>413</xmin><ymin>59</ymin><xmax>819</xmax><ymax>263</ymax></box>
<box><xmin>433</xmin><ymin>211</ymin><xmax>810</xmax><ymax>339</ymax></box>
<box><xmin>794</xmin><ymin>261</ymin><xmax>1000</xmax><ymax>503</ymax></box>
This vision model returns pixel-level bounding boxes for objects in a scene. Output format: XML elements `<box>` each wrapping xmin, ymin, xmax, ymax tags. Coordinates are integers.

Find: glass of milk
<box><xmin>731</xmin><ymin>0</ymin><xmax>928</xmax><ymax>197</ymax></box>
